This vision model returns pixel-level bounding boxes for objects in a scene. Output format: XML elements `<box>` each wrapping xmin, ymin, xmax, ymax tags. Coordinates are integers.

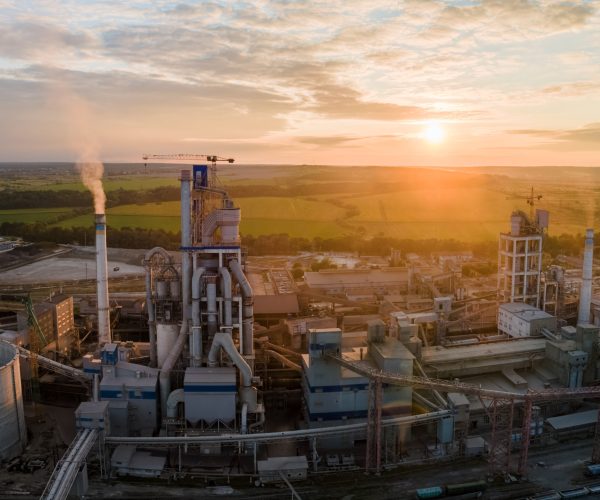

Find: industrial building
<box><xmin>1</xmin><ymin>167</ymin><xmax>600</xmax><ymax>500</ymax></box>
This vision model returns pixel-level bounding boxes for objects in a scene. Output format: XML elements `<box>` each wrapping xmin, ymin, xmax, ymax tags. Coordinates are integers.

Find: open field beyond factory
<box><xmin>0</xmin><ymin>163</ymin><xmax>598</xmax><ymax>241</ymax></box>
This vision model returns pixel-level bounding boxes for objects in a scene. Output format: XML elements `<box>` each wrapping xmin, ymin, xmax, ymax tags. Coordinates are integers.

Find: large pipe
<box><xmin>180</xmin><ymin>170</ymin><xmax>192</xmax><ymax>322</ymax></box>
<box><xmin>95</xmin><ymin>214</ymin><xmax>111</xmax><ymax>345</ymax></box>
<box><xmin>166</xmin><ymin>388</ymin><xmax>185</xmax><ymax>419</ymax></box>
<box><xmin>191</xmin><ymin>266</ymin><xmax>206</xmax><ymax>367</ymax></box>
<box><xmin>578</xmin><ymin>228</ymin><xmax>594</xmax><ymax>324</ymax></box>
<box><xmin>219</xmin><ymin>267</ymin><xmax>233</xmax><ymax>327</ymax></box>
<box><xmin>159</xmin><ymin>320</ymin><xmax>188</xmax><ymax>416</ymax></box>
<box><xmin>144</xmin><ymin>247</ymin><xmax>174</xmax><ymax>367</ymax></box>
<box><xmin>206</xmin><ymin>275</ymin><xmax>218</xmax><ymax>337</ymax></box>
<box><xmin>229</xmin><ymin>259</ymin><xmax>253</xmax><ymax>357</ymax></box>
<box><xmin>208</xmin><ymin>330</ymin><xmax>256</xmax><ymax>411</ymax></box>
<box><xmin>106</xmin><ymin>410</ymin><xmax>452</xmax><ymax>445</ymax></box>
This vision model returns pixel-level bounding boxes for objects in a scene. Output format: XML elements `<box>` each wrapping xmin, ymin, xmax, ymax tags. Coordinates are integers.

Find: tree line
<box><xmin>0</xmin><ymin>187</ymin><xmax>181</xmax><ymax>210</ymax></box>
<box><xmin>0</xmin><ymin>220</ymin><xmax>586</xmax><ymax>259</ymax></box>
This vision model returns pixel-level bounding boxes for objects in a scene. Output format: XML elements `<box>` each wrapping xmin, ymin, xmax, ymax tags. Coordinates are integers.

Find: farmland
<box><xmin>1</xmin><ymin>163</ymin><xmax>598</xmax><ymax>242</ymax></box>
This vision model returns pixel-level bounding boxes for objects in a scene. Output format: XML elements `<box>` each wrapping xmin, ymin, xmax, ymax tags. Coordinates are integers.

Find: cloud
<box><xmin>420</xmin><ymin>0</ymin><xmax>595</xmax><ymax>43</ymax></box>
<box><xmin>508</xmin><ymin>123</ymin><xmax>600</xmax><ymax>150</ymax></box>
<box><xmin>540</xmin><ymin>81</ymin><xmax>600</xmax><ymax>97</ymax></box>
<box><xmin>0</xmin><ymin>21</ymin><xmax>95</xmax><ymax>60</ymax></box>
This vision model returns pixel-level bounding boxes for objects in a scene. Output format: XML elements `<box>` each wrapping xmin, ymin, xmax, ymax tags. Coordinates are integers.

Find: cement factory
<box><xmin>2</xmin><ymin>159</ymin><xmax>600</xmax><ymax>499</ymax></box>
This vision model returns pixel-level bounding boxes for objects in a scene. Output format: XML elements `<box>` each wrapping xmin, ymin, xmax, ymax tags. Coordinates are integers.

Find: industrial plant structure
<box><xmin>1</xmin><ymin>167</ymin><xmax>600</xmax><ymax>499</ymax></box>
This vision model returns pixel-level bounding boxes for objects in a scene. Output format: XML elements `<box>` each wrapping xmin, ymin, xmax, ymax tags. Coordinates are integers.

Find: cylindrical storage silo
<box><xmin>0</xmin><ymin>341</ymin><xmax>27</xmax><ymax>460</ymax></box>
<box><xmin>156</xmin><ymin>323</ymin><xmax>179</xmax><ymax>368</ymax></box>
<box><xmin>169</xmin><ymin>280</ymin><xmax>180</xmax><ymax>300</ymax></box>
<box><xmin>156</xmin><ymin>280</ymin><xmax>169</xmax><ymax>300</ymax></box>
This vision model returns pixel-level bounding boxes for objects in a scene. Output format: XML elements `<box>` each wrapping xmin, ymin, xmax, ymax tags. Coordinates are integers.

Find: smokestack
<box><xmin>95</xmin><ymin>214</ymin><xmax>111</xmax><ymax>345</ymax></box>
<box><xmin>578</xmin><ymin>228</ymin><xmax>594</xmax><ymax>325</ymax></box>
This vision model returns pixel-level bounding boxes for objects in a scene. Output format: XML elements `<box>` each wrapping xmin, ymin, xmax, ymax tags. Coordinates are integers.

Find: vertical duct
<box><xmin>180</xmin><ymin>170</ymin><xmax>192</xmax><ymax>322</ymax></box>
<box><xmin>578</xmin><ymin>228</ymin><xmax>594</xmax><ymax>325</ymax></box>
<box><xmin>191</xmin><ymin>266</ymin><xmax>206</xmax><ymax>367</ymax></box>
<box><xmin>95</xmin><ymin>214</ymin><xmax>111</xmax><ymax>345</ymax></box>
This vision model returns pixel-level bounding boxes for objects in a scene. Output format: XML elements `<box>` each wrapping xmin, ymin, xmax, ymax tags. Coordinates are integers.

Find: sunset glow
<box><xmin>0</xmin><ymin>1</ymin><xmax>598</xmax><ymax>166</ymax></box>
<box><xmin>424</xmin><ymin>124</ymin><xmax>446</xmax><ymax>145</ymax></box>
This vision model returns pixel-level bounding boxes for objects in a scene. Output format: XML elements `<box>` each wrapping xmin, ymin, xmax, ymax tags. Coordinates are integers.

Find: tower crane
<box><xmin>142</xmin><ymin>154</ymin><xmax>234</xmax><ymax>164</ymax></box>
<box><xmin>506</xmin><ymin>186</ymin><xmax>543</xmax><ymax>222</ymax></box>
<box><xmin>142</xmin><ymin>154</ymin><xmax>235</xmax><ymax>181</ymax></box>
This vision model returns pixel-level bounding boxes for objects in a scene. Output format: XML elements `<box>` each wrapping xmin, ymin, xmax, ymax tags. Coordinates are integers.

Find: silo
<box><xmin>0</xmin><ymin>341</ymin><xmax>27</xmax><ymax>459</ymax></box>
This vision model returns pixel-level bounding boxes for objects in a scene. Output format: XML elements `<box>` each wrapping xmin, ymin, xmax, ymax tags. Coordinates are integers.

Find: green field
<box><xmin>0</xmin><ymin>207</ymin><xmax>74</xmax><ymax>224</ymax></box>
<box><xmin>4</xmin><ymin>164</ymin><xmax>600</xmax><ymax>241</ymax></box>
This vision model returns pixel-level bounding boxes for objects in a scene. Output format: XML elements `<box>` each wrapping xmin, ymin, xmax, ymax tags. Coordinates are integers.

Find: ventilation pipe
<box><xmin>229</xmin><ymin>259</ymin><xmax>254</xmax><ymax>357</ymax></box>
<box><xmin>144</xmin><ymin>247</ymin><xmax>174</xmax><ymax>367</ymax></box>
<box><xmin>95</xmin><ymin>214</ymin><xmax>111</xmax><ymax>345</ymax></box>
<box><xmin>208</xmin><ymin>330</ymin><xmax>257</xmax><ymax>411</ymax></box>
<box><xmin>191</xmin><ymin>267</ymin><xmax>206</xmax><ymax>367</ymax></box>
<box><xmin>219</xmin><ymin>267</ymin><xmax>233</xmax><ymax>327</ymax></box>
<box><xmin>578</xmin><ymin>228</ymin><xmax>594</xmax><ymax>325</ymax></box>
<box><xmin>166</xmin><ymin>388</ymin><xmax>185</xmax><ymax>419</ymax></box>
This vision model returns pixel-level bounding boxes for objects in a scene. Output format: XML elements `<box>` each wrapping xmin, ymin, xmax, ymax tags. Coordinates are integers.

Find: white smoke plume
<box><xmin>48</xmin><ymin>71</ymin><xmax>107</xmax><ymax>214</ymax></box>
<box><xmin>77</xmin><ymin>151</ymin><xmax>106</xmax><ymax>214</ymax></box>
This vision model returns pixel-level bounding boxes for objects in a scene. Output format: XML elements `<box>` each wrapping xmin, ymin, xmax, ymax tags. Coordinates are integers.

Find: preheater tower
<box><xmin>498</xmin><ymin>211</ymin><xmax>544</xmax><ymax>308</ymax></box>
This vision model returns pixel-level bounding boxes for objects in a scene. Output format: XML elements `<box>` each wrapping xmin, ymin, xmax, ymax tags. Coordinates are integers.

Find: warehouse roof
<box><xmin>546</xmin><ymin>409</ymin><xmax>599</xmax><ymax>431</ymax></box>
<box><xmin>254</xmin><ymin>294</ymin><xmax>299</xmax><ymax>315</ymax></box>
<box><xmin>305</xmin><ymin>268</ymin><xmax>408</xmax><ymax>287</ymax></box>
<box><xmin>499</xmin><ymin>303</ymin><xmax>554</xmax><ymax>321</ymax></box>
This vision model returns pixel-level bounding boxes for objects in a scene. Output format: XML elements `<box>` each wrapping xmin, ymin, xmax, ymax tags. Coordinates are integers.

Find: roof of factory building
<box><xmin>546</xmin><ymin>409</ymin><xmax>599</xmax><ymax>431</ymax></box>
<box><xmin>253</xmin><ymin>293</ymin><xmax>299</xmax><ymax>315</ymax></box>
<box><xmin>47</xmin><ymin>294</ymin><xmax>71</xmax><ymax>305</ymax></box>
<box><xmin>499</xmin><ymin>302</ymin><xmax>554</xmax><ymax>320</ymax></box>
<box><xmin>422</xmin><ymin>338</ymin><xmax>546</xmax><ymax>364</ymax></box>
<box><xmin>304</xmin><ymin>268</ymin><xmax>408</xmax><ymax>287</ymax></box>
<box><xmin>370</xmin><ymin>338</ymin><xmax>414</xmax><ymax>360</ymax></box>
<box><xmin>100</xmin><ymin>375</ymin><xmax>157</xmax><ymax>389</ymax></box>
<box><xmin>184</xmin><ymin>367</ymin><xmax>236</xmax><ymax>385</ymax></box>
<box><xmin>460</xmin><ymin>370</ymin><xmax>562</xmax><ymax>411</ymax></box>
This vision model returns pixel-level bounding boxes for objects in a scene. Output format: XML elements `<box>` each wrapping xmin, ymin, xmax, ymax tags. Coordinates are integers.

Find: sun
<box><xmin>423</xmin><ymin>123</ymin><xmax>445</xmax><ymax>144</ymax></box>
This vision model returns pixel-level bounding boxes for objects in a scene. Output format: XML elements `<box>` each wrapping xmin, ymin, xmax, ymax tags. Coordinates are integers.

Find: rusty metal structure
<box><xmin>328</xmin><ymin>353</ymin><xmax>600</xmax><ymax>477</ymax></box>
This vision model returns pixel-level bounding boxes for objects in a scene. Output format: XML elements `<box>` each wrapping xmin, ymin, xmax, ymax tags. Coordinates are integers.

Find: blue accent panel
<box><xmin>193</xmin><ymin>164</ymin><xmax>208</xmax><ymax>188</ymax></box>
<box><xmin>184</xmin><ymin>384</ymin><xmax>237</xmax><ymax>393</ymax></box>
<box><xmin>77</xmin><ymin>417</ymin><xmax>105</xmax><ymax>422</ymax></box>
<box><xmin>127</xmin><ymin>391</ymin><xmax>157</xmax><ymax>400</ymax></box>
<box><xmin>307</xmin><ymin>410</ymin><xmax>368</xmax><ymax>421</ymax></box>
<box><xmin>100</xmin><ymin>390</ymin><xmax>122</xmax><ymax>399</ymax></box>
<box><xmin>83</xmin><ymin>367</ymin><xmax>101</xmax><ymax>374</ymax></box>
<box><xmin>180</xmin><ymin>246</ymin><xmax>241</xmax><ymax>251</ymax></box>
<box><xmin>95</xmin><ymin>224</ymin><xmax>105</xmax><ymax>230</ymax></box>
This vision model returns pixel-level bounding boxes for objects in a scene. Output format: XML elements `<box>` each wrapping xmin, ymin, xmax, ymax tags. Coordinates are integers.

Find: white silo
<box><xmin>0</xmin><ymin>341</ymin><xmax>27</xmax><ymax>459</ymax></box>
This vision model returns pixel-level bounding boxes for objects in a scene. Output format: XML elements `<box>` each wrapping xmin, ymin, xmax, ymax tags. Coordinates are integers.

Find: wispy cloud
<box><xmin>0</xmin><ymin>0</ymin><xmax>599</xmax><ymax>165</ymax></box>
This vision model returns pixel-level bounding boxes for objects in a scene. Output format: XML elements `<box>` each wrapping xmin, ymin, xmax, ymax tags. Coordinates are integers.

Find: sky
<box><xmin>0</xmin><ymin>0</ymin><xmax>599</xmax><ymax>166</ymax></box>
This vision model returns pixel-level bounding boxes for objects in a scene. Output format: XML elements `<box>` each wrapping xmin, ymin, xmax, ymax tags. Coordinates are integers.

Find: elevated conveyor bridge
<box><xmin>40</xmin><ymin>429</ymin><xmax>98</xmax><ymax>500</ymax></box>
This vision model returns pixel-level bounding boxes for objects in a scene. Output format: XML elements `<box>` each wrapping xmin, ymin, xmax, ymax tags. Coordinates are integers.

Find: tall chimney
<box><xmin>95</xmin><ymin>214</ymin><xmax>111</xmax><ymax>344</ymax></box>
<box><xmin>578</xmin><ymin>228</ymin><xmax>594</xmax><ymax>325</ymax></box>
